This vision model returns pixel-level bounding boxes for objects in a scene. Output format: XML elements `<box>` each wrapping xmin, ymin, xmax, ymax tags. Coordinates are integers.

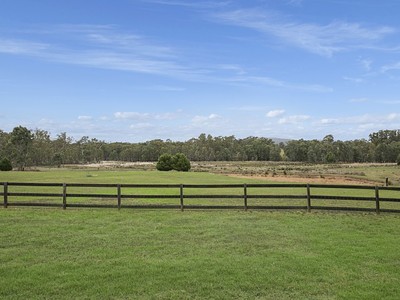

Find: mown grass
<box><xmin>1</xmin><ymin>209</ymin><xmax>399</xmax><ymax>299</ymax></box>
<box><xmin>1</xmin><ymin>169</ymin><xmax>400</xmax><ymax>298</ymax></box>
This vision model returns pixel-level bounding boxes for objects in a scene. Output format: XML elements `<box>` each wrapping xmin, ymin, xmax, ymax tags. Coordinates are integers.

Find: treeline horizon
<box><xmin>1</xmin><ymin>127</ymin><xmax>400</xmax><ymax>170</ymax></box>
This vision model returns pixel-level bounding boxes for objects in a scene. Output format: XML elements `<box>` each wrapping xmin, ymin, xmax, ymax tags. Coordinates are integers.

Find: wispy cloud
<box><xmin>278</xmin><ymin>115</ymin><xmax>310</xmax><ymax>124</ymax></box>
<box><xmin>114</xmin><ymin>111</ymin><xmax>181</xmax><ymax>121</ymax></box>
<box><xmin>78</xmin><ymin>115</ymin><xmax>93</xmax><ymax>121</ymax></box>
<box><xmin>192</xmin><ymin>113</ymin><xmax>221</xmax><ymax>124</ymax></box>
<box><xmin>140</xmin><ymin>0</ymin><xmax>230</xmax><ymax>9</ymax></box>
<box><xmin>0</xmin><ymin>24</ymin><xmax>332</xmax><ymax>92</ymax></box>
<box><xmin>0</xmin><ymin>38</ymin><xmax>48</xmax><ymax>54</ymax></box>
<box><xmin>0</xmin><ymin>25</ymin><xmax>201</xmax><ymax>80</ymax></box>
<box><xmin>381</xmin><ymin>61</ymin><xmax>400</xmax><ymax>73</ymax></box>
<box><xmin>226</xmin><ymin>75</ymin><xmax>333</xmax><ymax>92</ymax></box>
<box><xmin>266</xmin><ymin>109</ymin><xmax>285</xmax><ymax>118</ymax></box>
<box><xmin>343</xmin><ymin>76</ymin><xmax>364</xmax><ymax>83</ymax></box>
<box><xmin>213</xmin><ymin>9</ymin><xmax>395</xmax><ymax>57</ymax></box>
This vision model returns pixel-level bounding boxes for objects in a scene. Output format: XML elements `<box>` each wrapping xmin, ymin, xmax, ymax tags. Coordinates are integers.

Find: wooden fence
<box><xmin>1</xmin><ymin>182</ymin><xmax>400</xmax><ymax>213</ymax></box>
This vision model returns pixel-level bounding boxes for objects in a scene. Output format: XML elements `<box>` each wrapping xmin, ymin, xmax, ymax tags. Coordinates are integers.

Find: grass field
<box><xmin>1</xmin><ymin>168</ymin><xmax>400</xmax><ymax>299</ymax></box>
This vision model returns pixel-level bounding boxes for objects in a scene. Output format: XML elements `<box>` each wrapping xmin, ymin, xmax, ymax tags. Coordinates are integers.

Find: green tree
<box><xmin>9</xmin><ymin>126</ymin><xmax>33</xmax><ymax>171</ymax></box>
<box><xmin>0</xmin><ymin>157</ymin><xmax>13</xmax><ymax>171</ymax></box>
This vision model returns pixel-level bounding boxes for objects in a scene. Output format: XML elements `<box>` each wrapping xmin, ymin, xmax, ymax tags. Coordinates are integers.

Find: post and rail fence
<box><xmin>1</xmin><ymin>182</ymin><xmax>400</xmax><ymax>214</ymax></box>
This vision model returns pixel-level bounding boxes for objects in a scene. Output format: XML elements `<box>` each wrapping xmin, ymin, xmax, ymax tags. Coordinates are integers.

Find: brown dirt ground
<box><xmin>227</xmin><ymin>174</ymin><xmax>380</xmax><ymax>186</ymax></box>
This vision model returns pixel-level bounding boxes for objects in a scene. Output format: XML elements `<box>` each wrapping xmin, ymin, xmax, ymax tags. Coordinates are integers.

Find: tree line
<box><xmin>1</xmin><ymin>126</ymin><xmax>400</xmax><ymax>170</ymax></box>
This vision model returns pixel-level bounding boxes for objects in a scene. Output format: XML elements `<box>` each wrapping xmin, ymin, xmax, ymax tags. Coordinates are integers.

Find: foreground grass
<box><xmin>1</xmin><ymin>208</ymin><xmax>399</xmax><ymax>299</ymax></box>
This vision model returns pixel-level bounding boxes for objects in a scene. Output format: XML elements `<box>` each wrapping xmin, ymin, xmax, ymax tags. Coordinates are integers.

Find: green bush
<box><xmin>156</xmin><ymin>154</ymin><xmax>174</xmax><ymax>171</ymax></box>
<box><xmin>0</xmin><ymin>158</ymin><xmax>13</xmax><ymax>171</ymax></box>
<box><xmin>172</xmin><ymin>153</ymin><xmax>191</xmax><ymax>172</ymax></box>
<box><xmin>156</xmin><ymin>153</ymin><xmax>191</xmax><ymax>172</ymax></box>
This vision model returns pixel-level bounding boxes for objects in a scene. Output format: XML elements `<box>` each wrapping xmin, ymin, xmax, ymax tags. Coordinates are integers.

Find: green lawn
<box><xmin>1</xmin><ymin>209</ymin><xmax>399</xmax><ymax>299</ymax></box>
<box><xmin>1</xmin><ymin>169</ymin><xmax>400</xmax><ymax>299</ymax></box>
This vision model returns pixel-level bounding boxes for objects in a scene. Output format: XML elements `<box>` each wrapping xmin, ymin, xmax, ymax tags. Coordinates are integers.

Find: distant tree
<box><xmin>325</xmin><ymin>151</ymin><xmax>336</xmax><ymax>164</ymax></box>
<box><xmin>172</xmin><ymin>153</ymin><xmax>191</xmax><ymax>172</ymax></box>
<box><xmin>0</xmin><ymin>158</ymin><xmax>12</xmax><ymax>171</ymax></box>
<box><xmin>52</xmin><ymin>153</ymin><xmax>63</xmax><ymax>168</ymax></box>
<box><xmin>9</xmin><ymin>126</ymin><xmax>33</xmax><ymax>171</ymax></box>
<box><xmin>156</xmin><ymin>154</ymin><xmax>174</xmax><ymax>171</ymax></box>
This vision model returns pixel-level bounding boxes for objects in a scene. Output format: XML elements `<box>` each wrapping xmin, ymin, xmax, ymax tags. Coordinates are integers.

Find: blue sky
<box><xmin>1</xmin><ymin>0</ymin><xmax>400</xmax><ymax>142</ymax></box>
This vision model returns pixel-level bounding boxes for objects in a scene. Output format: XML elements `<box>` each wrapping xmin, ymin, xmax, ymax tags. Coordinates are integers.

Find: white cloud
<box><xmin>381</xmin><ymin>61</ymin><xmax>400</xmax><ymax>73</ymax></box>
<box><xmin>360</xmin><ymin>58</ymin><xmax>372</xmax><ymax>71</ymax></box>
<box><xmin>0</xmin><ymin>38</ymin><xmax>48</xmax><ymax>55</ymax></box>
<box><xmin>78</xmin><ymin>115</ymin><xmax>93</xmax><ymax>121</ymax></box>
<box><xmin>129</xmin><ymin>123</ymin><xmax>154</xmax><ymax>130</ymax></box>
<box><xmin>214</xmin><ymin>9</ymin><xmax>394</xmax><ymax>57</ymax></box>
<box><xmin>114</xmin><ymin>112</ymin><xmax>151</xmax><ymax>120</ymax></box>
<box><xmin>114</xmin><ymin>111</ymin><xmax>181</xmax><ymax>121</ymax></box>
<box><xmin>226</xmin><ymin>75</ymin><xmax>333</xmax><ymax>93</ymax></box>
<box><xmin>318</xmin><ymin>113</ymin><xmax>400</xmax><ymax>126</ymax></box>
<box><xmin>320</xmin><ymin>118</ymin><xmax>339</xmax><ymax>125</ymax></box>
<box><xmin>266</xmin><ymin>109</ymin><xmax>285</xmax><ymax>118</ymax></box>
<box><xmin>343</xmin><ymin>76</ymin><xmax>364</xmax><ymax>83</ymax></box>
<box><xmin>192</xmin><ymin>114</ymin><xmax>221</xmax><ymax>124</ymax></box>
<box><xmin>278</xmin><ymin>115</ymin><xmax>310</xmax><ymax>124</ymax></box>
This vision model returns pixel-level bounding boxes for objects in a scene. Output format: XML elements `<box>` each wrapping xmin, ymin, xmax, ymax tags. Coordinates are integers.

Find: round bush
<box><xmin>156</xmin><ymin>154</ymin><xmax>174</xmax><ymax>171</ymax></box>
<box><xmin>0</xmin><ymin>158</ymin><xmax>13</xmax><ymax>171</ymax></box>
<box><xmin>172</xmin><ymin>153</ymin><xmax>191</xmax><ymax>172</ymax></box>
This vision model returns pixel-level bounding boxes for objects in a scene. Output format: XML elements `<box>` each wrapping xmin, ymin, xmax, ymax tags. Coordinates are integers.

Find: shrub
<box><xmin>0</xmin><ymin>158</ymin><xmax>13</xmax><ymax>171</ymax></box>
<box><xmin>172</xmin><ymin>153</ymin><xmax>191</xmax><ymax>172</ymax></box>
<box><xmin>156</xmin><ymin>154</ymin><xmax>174</xmax><ymax>171</ymax></box>
<box><xmin>156</xmin><ymin>153</ymin><xmax>191</xmax><ymax>172</ymax></box>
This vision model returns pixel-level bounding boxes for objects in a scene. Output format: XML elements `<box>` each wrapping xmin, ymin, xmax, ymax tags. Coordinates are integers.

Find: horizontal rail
<box><xmin>1</xmin><ymin>181</ymin><xmax>400</xmax><ymax>214</ymax></box>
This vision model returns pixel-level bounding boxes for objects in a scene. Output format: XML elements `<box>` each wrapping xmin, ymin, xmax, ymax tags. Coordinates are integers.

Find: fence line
<box><xmin>1</xmin><ymin>182</ymin><xmax>400</xmax><ymax>213</ymax></box>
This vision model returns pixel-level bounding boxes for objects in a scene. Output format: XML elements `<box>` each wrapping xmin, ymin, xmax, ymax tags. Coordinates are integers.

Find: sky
<box><xmin>1</xmin><ymin>0</ymin><xmax>400</xmax><ymax>142</ymax></box>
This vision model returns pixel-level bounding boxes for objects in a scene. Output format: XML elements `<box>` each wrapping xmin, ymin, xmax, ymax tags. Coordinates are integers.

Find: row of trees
<box><xmin>1</xmin><ymin>127</ymin><xmax>400</xmax><ymax>170</ymax></box>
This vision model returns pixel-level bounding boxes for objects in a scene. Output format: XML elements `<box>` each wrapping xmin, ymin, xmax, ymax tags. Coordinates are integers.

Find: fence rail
<box><xmin>1</xmin><ymin>182</ymin><xmax>400</xmax><ymax>213</ymax></box>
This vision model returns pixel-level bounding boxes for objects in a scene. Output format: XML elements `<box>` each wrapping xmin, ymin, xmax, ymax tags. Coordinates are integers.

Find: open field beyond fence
<box><xmin>2</xmin><ymin>181</ymin><xmax>400</xmax><ymax>214</ymax></box>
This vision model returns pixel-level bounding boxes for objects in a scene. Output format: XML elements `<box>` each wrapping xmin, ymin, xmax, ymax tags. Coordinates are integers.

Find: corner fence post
<box><xmin>4</xmin><ymin>182</ymin><xmax>8</xmax><ymax>208</ymax></box>
<box><xmin>62</xmin><ymin>183</ymin><xmax>67</xmax><ymax>210</ymax></box>
<box><xmin>244</xmin><ymin>184</ymin><xmax>248</xmax><ymax>211</ymax></box>
<box><xmin>117</xmin><ymin>184</ymin><xmax>122</xmax><ymax>210</ymax></box>
<box><xmin>180</xmin><ymin>184</ymin><xmax>184</xmax><ymax>212</ymax></box>
<box><xmin>306</xmin><ymin>184</ymin><xmax>311</xmax><ymax>212</ymax></box>
<box><xmin>375</xmin><ymin>186</ymin><xmax>380</xmax><ymax>215</ymax></box>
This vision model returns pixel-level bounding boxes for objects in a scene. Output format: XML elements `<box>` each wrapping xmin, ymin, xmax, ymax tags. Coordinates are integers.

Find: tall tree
<box><xmin>9</xmin><ymin>126</ymin><xmax>33</xmax><ymax>170</ymax></box>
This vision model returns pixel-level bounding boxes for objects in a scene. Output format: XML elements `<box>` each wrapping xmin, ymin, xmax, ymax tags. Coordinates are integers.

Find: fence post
<box><xmin>180</xmin><ymin>184</ymin><xmax>184</xmax><ymax>212</ymax></box>
<box><xmin>117</xmin><ymin>184</ymin><xmax>122</xmax><ymax>210</ymax></box>
<box><xmin>375</xmin><ymin>186</ymin><xmax>380</xmax><ymax>215</ymax></box>
<box><xmin>4</xmin><ymin>182</ymin><xmax>8</xmax><ymax>209</ymax></box>
<box><xmin>306</xmin><ymin>184</ymin><xmax>311</xmax><ymax>212</ymax></box>
<box><xmin>244</xmin><ymin>184</ymin><xmax>248</xmax><ymax>211</ymax></box>
<box><xmin>62</xmin><ymin>183</ymin><xmax>67</xmax><ymax>210</ymax></box>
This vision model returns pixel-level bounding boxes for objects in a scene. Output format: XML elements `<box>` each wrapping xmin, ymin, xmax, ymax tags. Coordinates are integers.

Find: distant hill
<box><xmin>270</xmin><ymin>137</ymin><xmax>291</xmax><ymax>144</ymax></box>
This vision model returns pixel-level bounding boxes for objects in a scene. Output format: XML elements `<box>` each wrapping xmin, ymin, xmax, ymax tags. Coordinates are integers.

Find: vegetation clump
<box><xmin>0</xmin><ymin>157</ymin><xmax>12</xmax><ymax>171</ymax></box>
<box><xmin>156</xmin><ymin>153</ymin><xmax>191</xmax><ymax>172</ymax></box>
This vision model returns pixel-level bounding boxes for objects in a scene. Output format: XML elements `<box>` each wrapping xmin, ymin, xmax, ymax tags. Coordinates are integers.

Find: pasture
<box><xmin>1</xmin><ymin>168</ymin><xmax>400</xmax><ymax>299</ymax></box>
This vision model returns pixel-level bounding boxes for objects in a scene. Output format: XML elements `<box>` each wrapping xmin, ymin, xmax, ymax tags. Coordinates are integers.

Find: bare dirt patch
<box><xmin>227</xmin><ymin>174</ymin><xmax>380</xmax><ymax>186</ymax></box>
